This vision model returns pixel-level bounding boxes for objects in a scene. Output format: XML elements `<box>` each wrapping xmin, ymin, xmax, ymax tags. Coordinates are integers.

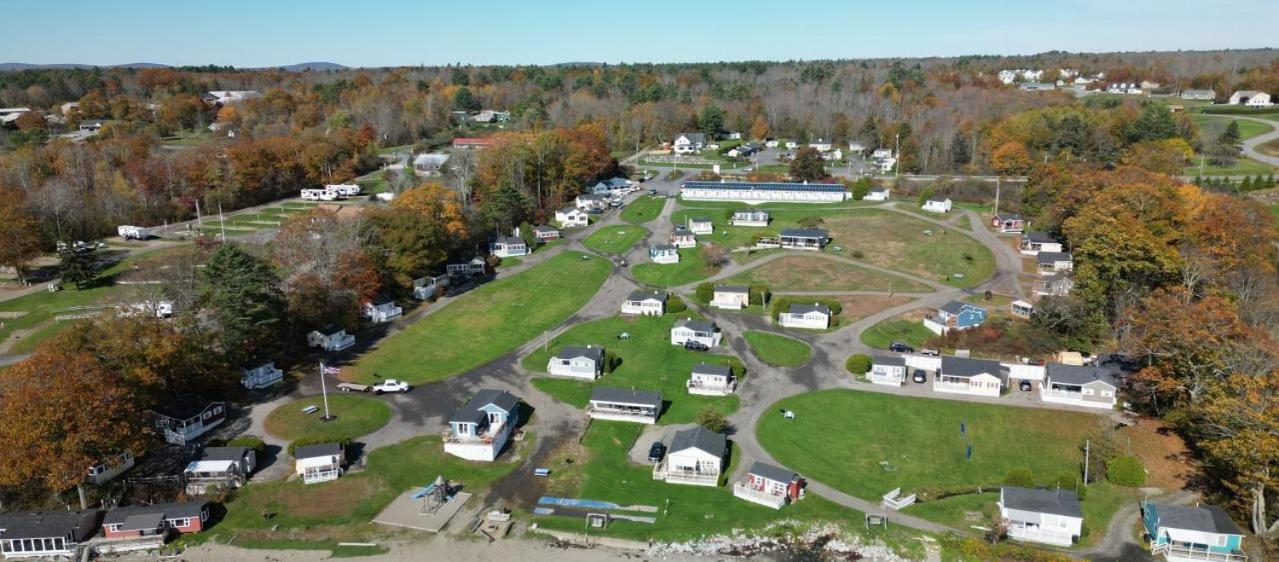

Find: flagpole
<box><xmin>320</xmin><ymin>361</ymin><xmax>332</xmax><ymax>421</ymax></box>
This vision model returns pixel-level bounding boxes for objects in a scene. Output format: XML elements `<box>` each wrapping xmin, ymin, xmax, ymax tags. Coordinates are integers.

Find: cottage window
<box><xmin>106</xmin><ymin>523</ymin><xmax>121</xmax><ymax>532</ymax></box>
<box><xmin>1216</xmin><ymin>535</ymin><xmax>1228</xmax><ymax>547</ymax></box>
<box><xmin>1082</xmin><ymin>388</ymin><xmax>1094</xmax><ymax>396</ymax></box>
<box><xmin>171</xmin><ymin>517</ymin><xmax>191</xmax><ymax>528</ymax></box>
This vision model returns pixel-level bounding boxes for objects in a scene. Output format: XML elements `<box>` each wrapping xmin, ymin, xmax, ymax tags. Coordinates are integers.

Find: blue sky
<box><xmin>2</xmin><ymin>0</ymin><xmax>1274</xmax><ymax>67</ymax></box>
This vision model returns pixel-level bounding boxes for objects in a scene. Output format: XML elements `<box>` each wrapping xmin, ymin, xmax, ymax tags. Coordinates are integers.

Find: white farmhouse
<box><xmin>672</xmin><ymin>132</ymin><xmax>708</xmax><ymax>154</ymax></box>
<box><xmin>1228</xmin><ymin>90</ymin><xmax>1272</xmax><ymax>107</ymax></box>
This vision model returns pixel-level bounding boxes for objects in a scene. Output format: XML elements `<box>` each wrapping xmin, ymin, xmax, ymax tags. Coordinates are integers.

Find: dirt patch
<box><xmin>1119</xmin><ymin>417</ymin><xmax>1195</xmax><ymax>491</ymax></box>
<box><xmin>275</xmin><ymin>477</ymin><xmax>386</xmax><ymax>519</ymax></box>
<box><xmin>535</xmin><ymin>437</ymin><xmax>592</xmax><ymax>499</ymax></box>
<box><xmin>832</xmin><ymin>295</ymin><xmax>913</xmax><ymax>323</ymax></box>
<box><xmin>729</xmin><ymin>255</ymin><xmax>931</xmax><ymax>293</ymax></box>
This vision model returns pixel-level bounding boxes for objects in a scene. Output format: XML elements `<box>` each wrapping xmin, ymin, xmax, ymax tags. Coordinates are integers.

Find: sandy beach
<box><xmin>179</xmin><ymin>536</ymin><xmax>707</xmax><ymax>562</ymax></box>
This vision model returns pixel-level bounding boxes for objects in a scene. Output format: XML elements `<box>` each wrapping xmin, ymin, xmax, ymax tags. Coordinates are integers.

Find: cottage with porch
<box><xmin>671</xmin><ymin>318</ymin><xmax>722</xmax><ymax>347</ymax></box>
<box><xmin>184</xmin><ymin>446</ymin><xmax>256</xmax><ymax>495</ymax></box>
<box><xmin>1142</xmin><ymin>501</ymin><xmax>1246</xmax><ymax>562</ymax></box>
<box><xmin>621</xmin><ymin>290</ymin><xmax>667</xmax><ymax>316</ymax></box>
<box><xmin>670</xmin><ymin>225</ymin><xmax>696</xmax><ymax>248</ymax></box>
<box><xmin>687</xmin><ymin>363</ymin><xmax>736</xmax><ymax>396</ymax></box>
<box><xmin>733</xmin><ymin>462</ymin><xmax>804</xmax><ymax>509</ymax></box>
<box><xmin>363</xmin><ymin>300</ymin><xmax>402</xmax><ymax>324</ymax></box>
<box><xmin>730</xmin><ymin>210</ymin><xmax>770</xmax><ymax>226</ymax></box>
<box><xmin>992</xmin><ymin>213</ymin><xmax>1025</xmax><ymax>233</ymax></box>
<box><xmin>547</xmin><ymin>345</ymin><xmax>604</xmax><ymax>380</ymax></box>
<box><xmin>446</xmin><ymin>257</ymin><xmax>487</xmax><ymax>278</ymax></box>
<box><xmin>778</xmin><ymin>303</ymin><xmax>832</xmax><ymax>330</ymax></box>
<box><xmin>241</xmin><ymin>362</ymin><xmax>284</xmax><ymax>390</ymax></box>
<box><xmin>1033</xmin><ymin>273</ymin><xmax>1075</xmax><ymax>297</ymax></box>
<box><xmin>864</xmin><ymin>187</ymin><xmax>890</xmax><ymax>201</ymax></box>
<box><xmin>923</xmin><ymin>300</ymin><xmax>988</xmax><ymax>335</ymax></box>
<box><xmin>1041</xmin><ymin>364</ymin><xmax>1118</xmax><ymax>409</ymax></box>
<box><xmin>574</xmin><ymin>193</ymin><xmax>609</xmax><ymax>211</ymax></box>
<box><xmin>587</xmin><ymin>387</ymin><xmax>661</xmax><ymax>424</ymax></box>
<box><xmin>0</xmin><ymin>510</ymin><xmax>99</xmax><ymax>559</ymax></box>
<box><xmin>87</xmin><ymin>452</ymin><xmax>135</xmax><ymax>486</ymax></box>
<box><xmin>935</xmin><ymin>356</ymin><xmax>1004</xmax><ymax>397</ymax></box>
<box><xmin>999</xmin><ymin>486</ymin><xmax>1083</xmax><ymax>547</ymax></box>
<box><xmin>710</xmin><ymin>285</ymin><xmax>750</xmax><ymax>310</ymax></box>
<box><xmin>650</xmin><ymin>244</ymin><xmax>680</xmax><ymax>264</ymax></box>
<box><xmin>653</xmin><ymin>427</ymin><xmax>725</xmax><ymax>487</ymax></box>
<box><xmin>295</xmin><ymin>443</ymin><xmax>346</xmax><ymax>484</ymax></box>
<box><xmin>101</xmin><ymin>501</ymin><xmax>208</xmax><ymax>547</ymax></box>
<box><xmin>922</xmin><ymin>198</ymin><xmax>952</xmax><ymax>213</ymax></box>
<box><xmin>307</xmin><ymin>325</ymin><xmax>356</xmax><ymax>352</ymax></box>
<box><xmin>490</xmin><ymin>236</ymin><xmax>529</xmax><ymax>258</ymax></box>
<box><xmin>1037</xmin><ymin>252</ymin><xmax>1073</xmax><ymax>275</ymax></box>
<box><xmin>413</xmin><ymin>274</ymin><xmax>449</xmax><ymax>300</ymax></box>
<box><xmin>868</xmin><ymin>356</ymin><xmax>907</xmax><ymax>386</ymax></box>
<box><xmin>1020</xmin><ymin>232</ymin><xmax>1063</xmax><ymax>255</ymax></box>
<box><xmin>688</xmin><ymin>216</ymin><xmax>713</xmax><ymax>235</ymax></box>
<box><xmin>153</xmin><ymin>399</ymin><xmax>226</xmax><ymax>445</ymax></box>
<box><xmin>444</xmin><ymin>389</ymin><xmax>521</xmax><ymax>462</ymax></box>
<box><xmin>532</xmin><ymin>225</ymin><xmax>560</xmax><ymax>241</ymax></box>
<box><xmin>778</xmin><ymin>228</ymin><xmax>829</xmax><ymax>250</ymax></box>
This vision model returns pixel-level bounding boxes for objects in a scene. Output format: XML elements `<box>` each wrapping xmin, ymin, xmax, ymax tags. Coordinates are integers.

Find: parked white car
<box><xmin>373</xmin><ymin>379</ymin><xmax>411</xmax><ymax>394</ymax></box>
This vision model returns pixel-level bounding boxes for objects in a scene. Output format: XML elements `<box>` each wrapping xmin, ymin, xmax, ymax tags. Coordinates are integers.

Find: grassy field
<box><xmin>859</xmin><ymin>316</ymin><xmax>935</xmax><ymax>349</ymax></box>
<box><xmin>1184</xmin><ymin>157</ymin><xmax>1276</xmax><ymax>177</ymax></box>
<box><xmin>726</xmin><ymin>255</ymin><xmax>933</xmax><ymax>293</ymax></box>
<box><xmin>532</xmin><ymin>421</ymin><xmax>923</xmax><ymax>550</ymax></box>
<box><xmin>1193</xmin><ymin>114</ymin><xmax>1275</xmax><ymax>141</ymax></box>
<box><xmin>263</xmin><ymin>395</ymin><xmax>393</xmax><ymax>442</ymax></box>
<box><xmin>582</xmin><ymin>225</ymin><xmax>648</xmax><ymax>254</ymax></box>
<box><xmin>631</xmin><ymin>245</ymin><xmax>718</xmax><ymax>287</ymax></box>
<box><xmin>743</xmin><ymin>331</ymin><xmax>812</xmax><ymax>367</ymax></box>
<box><xmin>190</xmin><ymin>435</ymin><xmax>527</xmax><ymax>550</ymax></box>
<box><xmin>348</xmin><ymin>252</ymin><xmax>610</xmax><ymax>384</ymax></box>
<box><xmin>1258</xmin><ymin>138</ymin><xmax>1279</xmax><ymax>158</ymax></box>
<box><xmin>669</xmin><ymin>207</ymin><xmax>994</xmax><ymax>287</ymax></box>
<box><xmin>621</xmin><ymin>195</ymin><xmax>667</xmax><ymax>224</ymax></box>
<box><xmin>523</xmin><ymin>313</ymin><xmax>739</xmax><ymax>423</ymax></box>
<box><xmin>757</xmin><ymin>390</ymin><xmax>1133</xmax><ymax>540</ymax></box>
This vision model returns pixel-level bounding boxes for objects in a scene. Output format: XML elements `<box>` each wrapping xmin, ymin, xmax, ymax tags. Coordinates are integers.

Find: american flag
<box><xmin>322</xmin><ymin>365</ymin><xmax>341</xmax><ymax>375</ymax></box>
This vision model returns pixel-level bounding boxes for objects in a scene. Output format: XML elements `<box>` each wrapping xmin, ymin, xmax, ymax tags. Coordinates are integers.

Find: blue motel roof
<box><xmin>682</xmin><ymin>181</ymin><xmax>847</xmax><ymax>193</ymax></box>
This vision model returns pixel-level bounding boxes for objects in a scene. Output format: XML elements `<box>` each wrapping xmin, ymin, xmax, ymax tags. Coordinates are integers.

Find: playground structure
<box><xmin>413</xmin><ymin>475</ymin><xmax>453</xmax><ymax>515</ymax></box>
<box><xmin>373</xmin><ymin>474</ymin><xmax>473</xmax><ymax>533</ymax></box>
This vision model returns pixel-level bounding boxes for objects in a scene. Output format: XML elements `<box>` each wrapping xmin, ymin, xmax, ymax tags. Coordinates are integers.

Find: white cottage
<box><xmin>649</xmin><ymin>244</ymin><xmax>680</xmax><ymax>264</ymax></box>
<box><xmin>710</xmin><ymin>285</ymin><xmax>750</xmax><ymax>310</ymax></box>
<box><xmin>307</xmin><ymin>325</ymin><xmax>356</xmax><ymax>351</ymax></box>
<box><xmin>555</xmin><ymin>207</ymin><xmax>589</xmax><ymax>228</ymax></box>
<box><xmin>241</xmin><ymin>362</ymin><xmax>284</xmax><ymax>390</ymax></box>
<box><xmin>868</xmin><ymin>356</ymin><xmax>907</xmax><ymax>386</ymax></box>
<box><xmin>1000</xmin><ymin>487</ymin><xmax>1083</xmax><ymax>547</ymax></box>
<box><xmin>935</xmin><ymin>356</ymin><xmax>1004</xmax><ymax>397</ymax></box>
<box><xmin>730</xmin><ymin>210</ymin><xmax>770</xmax><ymax>227</ymax></box>
<box><xmin>778</xmin><ymin>303</ymin><xmax>831</xmax><ymax>330</ymax></box>
<box><xmin>363</xmin><ymin>300</ymin><xmax>402</xmax><ymax>324</ymax></box>
<box><xmin>412</xmin><ymin>274</ymin><xmax>449</xmax><ymax>300</ymax></box>
<box><xmin>547</xmin><ymin>345</ymin><xmax>605</xmax><ymax>380</ymax></box>
<box><xmin>621</xmin><ymin>290</ymin><xmax>667</xmax><ymax>316</ymax></box>
<box><xmin>671</xmin><ymin>318</ymin><xmax>722</xmax><ymax>347</ymax></box>
<box><xmin>443</xmin><ymin>390</ymin><xmax>521</xmax><ymax>462</ymax></box>
<box><xmin>863</xmin><ymin>187</ymin><xmax>890</xmax><ymax>202</ymax></box>
<box><xmin>688</xmin><ymin>216</ymin><xmax>713</xmax><ymax>235</ymax></box>
<box><xmin>654</xmin><ymin>426</ymin><xmax>725</xmax><ymax>487</ymax></box>
<box><xmin>687</xmin><ymin>363</ymin><xmax>736</xmax><ymax>396</ymax></box>
<box><xmin>922</xmin><ymin>198</ymin><xmax>953</xmax><ymax>213</ymax></box>
<box><xmin>587</xmin><ymin>387</ymin><xmax>661</xmax><ymax>424</ymax></box>
<box><xmin>490</xmin><ymin>236</ymin><xmax>529</xmax><ymax>258</ymax></box>
<box><xmin>294</xmin><ymin>442</ymin><xmax>345</xmax><ymax>484</ymax></box>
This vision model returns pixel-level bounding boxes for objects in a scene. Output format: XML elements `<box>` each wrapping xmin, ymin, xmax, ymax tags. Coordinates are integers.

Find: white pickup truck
<box><xmin>335</xmin><ymin>380</ymin><xmax>410</xmax><ymax>394</ymax></box>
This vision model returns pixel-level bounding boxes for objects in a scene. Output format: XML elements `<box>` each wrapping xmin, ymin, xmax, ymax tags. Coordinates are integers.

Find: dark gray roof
<box><xmin>1002</xmin><ymin>487</ymin><xmax>1082</xmax><ymax>518</ymax></box>
<box><xmin>1153</xmin><ymin>503</ymin><xmax>1242</xmax><ymax>535</ymax></box>
<box><xmin>557</xmin><ymin>345</ymin><xmax>603</xmax><ymax>363</ymax></box>
<box><xmin>677</xmin><ymin>132</ymin><xmax>707</xmax><ymax>143</ymax></box>
<box><xmin>994</xmin><ymin>212</ymin><xmax>1023</xmax><ymax>220</ymax></box>
<box><xmin>669</xmin><ymin>426</ymin><xmax>726</xmax><ymax>457</ymax></box>
<box><xmin>294</xmin><ymin>442</ymin><xmax>343</xmax><ymax>460</ymax></box>
<box><xmin>749</xmin><ymin>461</ymin><xmax>796</xmax><ymax>483</ymax></box>
<box><xmin>675</xmin><ymin>318</ymin><xmax>717</xmax><ymax>333</ymax></box>
<box><xmin>590</xmin><ymin>387</ymin><xmax>661</xmax><ymax>408</ymax></box>
<box><xmin>121</xmin><ymin>512</ymin><xmax>165</xmax><ymax>531</ymax></box>
<box><xmin>941</xmin><ymin>356</ymin><xmax>1001</xmax><ymax>378</ymax></box>
<box><xmin>450</xmin><ymin>407</ymin><xmax>486</xmax><ymax>425</ymax></box>
<box><xmin>692</xmin><ymin>363</ymin><xmax>732</xmax><ymax>378</ymax></box>
<box><xmin>557</xmin><ymin>206</ymin><xmax>579</xmax><ymax>214</ymax></box>
<box><xmin>1047</xmin><ymin>364</ymin><xmax>1118</xmax><ymax>388</ymax></box>
<box><xmin>690</xmin><ymin>216</ymin><xmax>712</xmax><ymax>223</ymax></box>
<box><xmin>1037</xmin><ymin>251</ymin><xmax>1072</xmax><ymax>264</ymax></box>
<box><xmin>873</xmin><ymin>355</ymin><xmax>906</xmax><ymax>367</ymax></box>
<box><xmin>495</xmin><ymin>236</ymin><xmax>525</xmax><ymax>245</ymax></box>
<box><xmin>103</xmin><ymin>502</ymin><xmax>207</xmax><ymax>526</ymax></box>
<box><xmin>652</xmin><ymin>244</ymin><xmax>677</xmax><ymax>252</ymax></box>
<box><xmin>201</xmin><ymin>447</ymin><xmax>250</xmax><ymax>462</ymax></box>
<box><xmin>939</xmin><ymin>300</ymin><xmax>981</xmax><ymax>315</ymax></box>
<box><xmin>0</xmin><ymin>510</ymin><xmax>97</xmax><ymax>540</ymax></box>
<box><xmin>788</xmin><ymin>303</ymin><xmax>831</xmax><ymax>316</ymax></box>
<box><xmin>1023</xmin><ymin>231</ymin><xmax>1058</xmax><ymax>244</ymax></box>
<box><xmin>628</xmin><ymin>290</ymin><xmax>667</xmax><ymax>302</ymax></box>
<box><xmin>464</xmin><ymin>389</ymin><xmax>520</xmax><ymax>414</ymax></box>
<box><xmin>532</xmin><ymin>225</ymin><xmax>559</xmax><ymax>233</ymax></box>
<box><xmin>317</xmin><ymin>324</ymin><xmax>345</xmax><ymax>336</ymax></box>
<box><xmin>714</xmin><ymin>285</ymin><xmax>749</xmax><ymax>294</ymax></box>
<box><xmin>779</xmin><ymin>228</ymin><xmax>829</xmax><ymax>239</ymax></box>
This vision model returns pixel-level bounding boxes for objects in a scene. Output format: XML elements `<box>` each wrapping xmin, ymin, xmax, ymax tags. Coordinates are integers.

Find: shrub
<box><xmin>287</xmin><ymin>437</ymin><xmax>351</xmax><ymax>458</ymax></box>
<box><xmin>226</xmin><ymin>435</ymin><xmax>267</xmax><ymax>456</ymax></box>
<box><xmin>666</xmin><ymin>296</ymin><xmax>687</xmax><ymax>313</ymax></box>
<box><xmin>604</xmin><ymin>350</ymin><xmax>622</xmax><ymax>374</ymax></box>
<box><xmin>1003</xmin><ymin>467</ymin><xmax>1035</xmax><ymax>487</ymax></box>
<box><xmin>694</xmin><ymin>283</ymin><xmax>714</xmax><ymax>303</ymax></box>
<box><xmin>749</xmin><ymin>284</ymin><xmax>771</xmax><ymax>306</ymax></box>
<box><xmin>695</xmin><ymin>406</ymin><xmax>729</xmax><ymax>433</ymax></box>
<box><xmin>1106</xmin><ymin>456</ymin><xmax>1146</xmax><ymax>487</ymax></box>
<box><xmin>845</xmin><ymin>353</ymin><xmax>872</xmax><ymax>374</ymax></box>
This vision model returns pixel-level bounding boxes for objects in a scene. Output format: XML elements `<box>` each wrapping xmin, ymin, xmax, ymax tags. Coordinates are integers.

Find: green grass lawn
<box><xmin>349</xmin><ymin>252</ymin><xmax>609</xmax><ymax>384</ymax></box>
<box><xmin>191</xmin><ymin>435</ymin><xmax>527</xmax><ymax>549</ymax></box>
<box><xmin>621</xmin><ymin>196</ymin><xmax>667</xmax><ymax>224</ymax></box>
<box><xmin>582</xmin><ymin>225</ymin><xmax>648</xmax><ymax>254</ymax></box>
<box><xmin>859</xmin><ymin>317</ymin><xmax>935</xmax><ymax>349</ymax></box>
<box><xmin>757</xmin><ymin>390</ymin><xmax>1133</xmax><ymax>542</ymax></box>
<box><xmin>743</xmin><ymin>331</ymin><xmax>812</xmax><ymax>367</ymax></box>
<box><xmin>1193</xmin><ymin>114</ymin><xmax>1275</xmax><ymax>142</ymax></box>
<box><xmin>631</xmin><ymin>245</ymin><xmax>718</xmax><ymax>287</ymax></box>
<box><xmin>1184</xmin><ymin>156</ymin><xmax>1276</xmax><ymax>177</ymax></box>
<box><xmin>523</xmin><ymin>313</ymin><xmax>739</xmax><ymax>423</ymax></box>
<box><xmin>726</xmin><ymin>255</ymin><xmax>933</xmax><ymax>293</ymax></box>
<box><xmin>263</xmin><ymin>395</ymin><xmax>392</xmax><ymax>442</ymax></box>
<box><xmin>533</xmin><ymin>421</ymin><xmax>923</xmax><ymax>550</ymax></box>
<box><xmin>669</xmin><ymin>207</ymin><xmax>993</xmax><ymax>287</ymax></box>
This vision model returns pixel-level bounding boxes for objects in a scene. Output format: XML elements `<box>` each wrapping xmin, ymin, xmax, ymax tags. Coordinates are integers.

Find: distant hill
<box><xmin>0</xmin><ymin>61</ymin><xmax>348</xmax><ymax>72</ymax></box>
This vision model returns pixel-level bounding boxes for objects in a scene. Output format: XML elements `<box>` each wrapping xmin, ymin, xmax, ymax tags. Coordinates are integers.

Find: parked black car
<box><xmin>890</xmin><ymin>342</ymin><xmax>915</xmax><ymax>353</ymax></box>
<box><xmin>684</xmin><ymin>341</ymin><xmax>710</xmax><ymax>352</ymax></box>
<box><xmin>912</xmin><ymin>369</ymin><xmax>927</xmax><ymax>383</ymax></box>
<box><xmin>1019</xmin><ymin>379</ymin><xmax>1033</xmax><ymax>392</ymax></box>
<box><xmin>647</xmin><ymin>441</ymin><xmax>666</xmax><ymax>463</ymax></box>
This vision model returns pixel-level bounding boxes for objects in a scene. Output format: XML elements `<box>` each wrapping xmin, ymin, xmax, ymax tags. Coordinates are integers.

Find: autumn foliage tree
<box><xmin>0</xmin><ymin>190</ymin><xmax>42</xmax><ymax>282</ymax></box>
<box><xmin>368</xmin><ymin>182</ymin><xmax>469</xmax><ymax>285</ymax></box>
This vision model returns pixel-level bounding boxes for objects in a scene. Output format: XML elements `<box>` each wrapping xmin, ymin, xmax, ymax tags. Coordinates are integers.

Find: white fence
<box><xmin>881</xmin><ymin>488</ymin><xmax>917</xmax><ymax>510</ymax></box>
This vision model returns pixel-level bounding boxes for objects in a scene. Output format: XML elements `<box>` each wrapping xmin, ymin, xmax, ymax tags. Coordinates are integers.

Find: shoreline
<box><xmin>179</xmin><ymin>535</ymin><xmax>705</xmax><ymax>562</ymax></box>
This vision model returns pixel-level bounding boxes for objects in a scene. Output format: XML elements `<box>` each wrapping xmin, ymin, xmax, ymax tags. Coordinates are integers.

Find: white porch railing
<box><xmin>1006</xmin><ymin>522</ymin><xmax>1074</xmax><ymax>546</ymax></box>
<box><xmin>867</xmin><ymin>373</ymin><xmax>903</xmax><ymax>385</ymax></box>
<box><xmin>652</xmin><ymin>460</ymin><xmax>719</xmax><ymax>485</ymax></box>
<box><xmin>1151</xmin><ymin>541</ymin><xmax>1247</xmax><ymax>562</ymax></box>
<box><xmin>1041</xmin><ymin>387</ymin><xmax>1084</xmax><ymax>401</ymax></box>
<box><xmin>733</xmin><ymin>481</ymin><xmax>787</xmax><ymax>509</ymax></box>
<box><xmin>881</xmin><ymin>488</ymin><xmax>917</xmax><ymax>510</ymax></box>
<box><xmin>934</xmin><ymin>381</ymin><xmax>975</xmax><ymax>392</ymax></box>
<box><xmin>303</xmin><ymin>467</ymin><xmax>342</xmax><ymax>484</ymax></box>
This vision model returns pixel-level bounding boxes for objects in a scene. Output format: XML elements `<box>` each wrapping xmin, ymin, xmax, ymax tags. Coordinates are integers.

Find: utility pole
<box><xmin>993</xmin><ymin>177</ymin><xmax>1001</xmax><ymax>215</ymax></box>
<box><xmin>1083</xmin><ymin>439</ymin><xmax>1091</xmax><ymax>486</ymax></box>
<box><xmin>319</xmin><ymin>362</ymin><xmax>333</xmax><ymax>421</ymax></box>
<box><xmin>894</xmin><ymin>133</ymin><xmax>900</xmax><ymax>180</ymax></box>
<box><xmin>218</xmin><ymin>203</ymin><xmax>226</xmax><ymax>241</ymax></box>
<box><xmin>195</xmin><ymin>199</ymin><xmax>203</xmax><ymax>228</ymax></box>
